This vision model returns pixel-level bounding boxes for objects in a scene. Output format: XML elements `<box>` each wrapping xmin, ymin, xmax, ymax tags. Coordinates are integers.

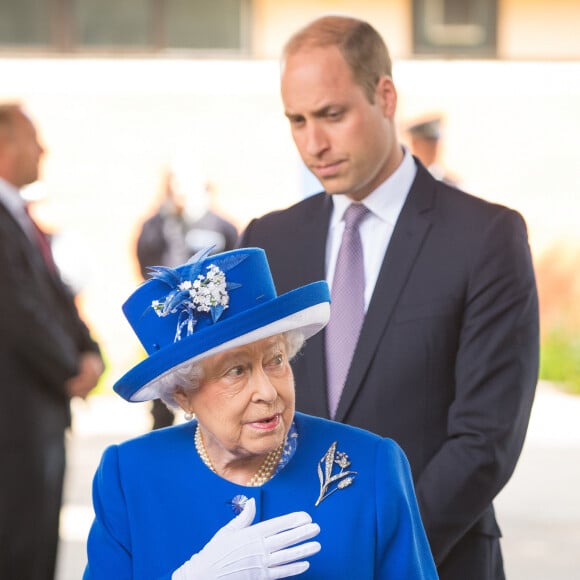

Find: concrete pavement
<box><xmin>55</xmin><ymin>381</ymin><xmax>580</xmax><ymax>579</ymax></box>
<box><xmin>494</xmin><ymin>383</ymin><xmax>580</xmax><ymax>579</ymax></box>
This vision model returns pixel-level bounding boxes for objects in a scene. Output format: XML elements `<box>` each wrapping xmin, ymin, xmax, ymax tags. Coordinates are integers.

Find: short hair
<box><xmin>156</xmin><ymin>329</ymin><xmax>306</xmax><ymax>410</ymax></box>
<box><xmin>282</xmin><ymin>15</ymin><xmax>392</xmax><ymax>103</ymax></box>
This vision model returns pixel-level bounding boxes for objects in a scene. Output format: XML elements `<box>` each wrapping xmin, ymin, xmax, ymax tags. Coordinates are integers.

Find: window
<box><xmin>0</xmin><ymin>0</ymin><xmax>52</xmax><ymax>47</ymax></box>
<box><xmin>163</xmin><ymin>0</ymin><xmax>245</xmax><ymax>50</ymax></box>
<box><xmin>74</xmin><ymin>0</ymin><xmax>152</xmax><ymax>48</ymax></box>
<box><xmin>413</xmin><ymin>0</ymin><xmax>497</xmax><ymax>58</ymax></box>
<box><xmin>0</xmin><ymin>0</ymin><xmax>251</xmax><ymax>54</ymax></box>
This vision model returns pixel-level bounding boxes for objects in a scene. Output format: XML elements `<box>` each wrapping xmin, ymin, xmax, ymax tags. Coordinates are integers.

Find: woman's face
<box><xmin>178</xmin><ymin>335</ymin><xmax>295</xmax><ymax>468</ymax></box>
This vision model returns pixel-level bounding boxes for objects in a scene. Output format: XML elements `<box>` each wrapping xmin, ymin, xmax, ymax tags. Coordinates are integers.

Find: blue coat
<box><xmin>84</xmin><ymin>413</ymin><xmax>437</xmax><ymax>579</ymax></box>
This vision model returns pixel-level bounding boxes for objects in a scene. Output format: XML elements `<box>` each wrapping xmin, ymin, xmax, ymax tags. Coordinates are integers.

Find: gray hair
<box><xmin>157</xmin><ymin>329</ymin><xmax>306</xmax><ymax>409</ymax></box>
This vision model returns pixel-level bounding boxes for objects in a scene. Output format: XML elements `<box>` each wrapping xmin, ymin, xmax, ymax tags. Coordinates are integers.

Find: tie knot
<box><xmin>343</xmin><ymin>203</ymin><xmax>369</xmax><ymax>230</ymax></box>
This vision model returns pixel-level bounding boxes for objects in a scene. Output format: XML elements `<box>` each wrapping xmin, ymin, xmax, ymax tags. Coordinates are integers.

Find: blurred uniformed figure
<box><xmin>405</xmin><ymin>116</ymin><xmax>459</xmax><ymax>186</ymax></box>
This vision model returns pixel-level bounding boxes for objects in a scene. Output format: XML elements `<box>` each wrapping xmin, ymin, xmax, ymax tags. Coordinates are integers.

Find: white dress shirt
<box><xmin>325</xmin><ymin>148</ymin><xmax>417</xmax><ymax>310</ymax></box>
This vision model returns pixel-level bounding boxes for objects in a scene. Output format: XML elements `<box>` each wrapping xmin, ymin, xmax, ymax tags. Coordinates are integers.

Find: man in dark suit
<box><xmin>0</xmin><ymin>104</ymin><xmax>105</xmax><ymax>580</ymax></box>
<box><xmin>239</xmin><ymin>16</ymin><xmax>539</xmax><ymax>580</ymax></box>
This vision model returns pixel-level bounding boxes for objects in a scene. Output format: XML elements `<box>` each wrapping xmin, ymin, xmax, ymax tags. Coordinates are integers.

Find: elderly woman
<box><xmin>84</xmin><ymin>248</ymin><xmax>436</xmax><ymax>579</ymax></box>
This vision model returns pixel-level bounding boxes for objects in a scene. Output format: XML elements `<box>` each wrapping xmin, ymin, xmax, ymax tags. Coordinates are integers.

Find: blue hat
<box><xmin>114</xmin><ymin>247</ymin><xmax>330</xmax><ymax>402</ymax></box>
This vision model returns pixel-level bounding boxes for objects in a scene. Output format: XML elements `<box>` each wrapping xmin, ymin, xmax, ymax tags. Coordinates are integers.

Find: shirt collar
<box><xmin>0</xmin><ymin>177</ymin><xmax>26</xmax><ymax>217</ymax></box>
<box><xmin>330</xmin><ymin>146</ymin><xmax>417</xmax><ymax>226</ymax></box>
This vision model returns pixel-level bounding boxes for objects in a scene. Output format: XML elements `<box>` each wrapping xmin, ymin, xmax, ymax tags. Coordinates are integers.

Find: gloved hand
<box><xmin>172</xmin><ymin>497</ymin><xmax>321</xmax><ymax>579</ymax></box>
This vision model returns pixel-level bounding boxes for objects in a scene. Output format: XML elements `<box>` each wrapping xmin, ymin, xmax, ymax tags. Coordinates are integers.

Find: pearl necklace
<box><xmin>194</xmin><ymin>425</ymin><xmax>284</xmax><ymax>487</ymax></box>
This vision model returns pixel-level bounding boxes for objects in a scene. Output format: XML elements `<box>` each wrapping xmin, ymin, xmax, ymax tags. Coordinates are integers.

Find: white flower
<box><xmin>152</xmin><ymin>263</ymin><xmax>229</xmax><ymax>325</ymax></box>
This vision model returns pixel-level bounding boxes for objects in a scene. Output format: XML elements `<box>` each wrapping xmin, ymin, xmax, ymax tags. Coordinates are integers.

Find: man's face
<box><xmin>9</xmin><ymin>113</ymin><xmax>44</xmax><ymax>188</ymax></box>
<box><xmin>281</xmin><ymin>45</ymin><xmax>400</xmax><ymax>201</ymax></box>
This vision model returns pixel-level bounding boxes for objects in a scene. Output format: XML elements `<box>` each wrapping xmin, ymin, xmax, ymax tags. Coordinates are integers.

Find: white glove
<box><xmin>172</xmin><ymin>497</ymin><xmax>321</xmax><ymax>579</ymax></box>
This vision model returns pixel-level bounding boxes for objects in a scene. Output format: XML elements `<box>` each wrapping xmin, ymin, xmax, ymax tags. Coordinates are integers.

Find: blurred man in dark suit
<box><xmin>0</xmin><ymin>103</ymin><xmax>104</xmax><ymax>580</ymax></box>
<box><xmin>136</xmin><ymin>155</ymin><xmax>237</xmax><ymax>429</ymax></box>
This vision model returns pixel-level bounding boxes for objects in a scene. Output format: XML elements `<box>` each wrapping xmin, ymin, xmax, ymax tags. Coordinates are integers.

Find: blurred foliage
<box><xmin>91</xmin><ymin>346</ymin><xmax>147</xmax><ymax>396</ymax></box>
<box><xmin>92</xmin><ymin>350</ymin><xmax>113</xmax><ymax>396</ymax></box>
<box><xmin>540</xmin><ymin>329</ymin><xmax>580</xmax><ymax>395</ymax></box>
<box><xmin>535</xmin><ymin>241</ymin><xmax>580</xmax><ymax>396</ymax></box>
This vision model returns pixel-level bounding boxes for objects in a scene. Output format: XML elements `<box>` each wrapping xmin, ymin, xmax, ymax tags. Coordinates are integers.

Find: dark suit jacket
<box><xmin>0</xmin><ymin>202</ymin><xmax>100</xmax><ymax>432</ymax></box>
<box><xmin>0</xmin><ymin>198</ymin><xmax>102</xmax><ymax>577</ymax></box>
<box><xmin>0</xmin><ymin>199</ymin><xmax>101</xmax><ymax>483</ymax></box>
<box><xmin>239</xmin><ymin>160</ymin><xmax>539</xmax><ymax>576</ymax></box>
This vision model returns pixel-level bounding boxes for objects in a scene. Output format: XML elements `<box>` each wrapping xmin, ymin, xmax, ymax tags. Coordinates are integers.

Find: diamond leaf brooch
<box><xmin>315</xmin><ymin>441</ymin><xmax>357</xmax><ymax>507</ymax></box>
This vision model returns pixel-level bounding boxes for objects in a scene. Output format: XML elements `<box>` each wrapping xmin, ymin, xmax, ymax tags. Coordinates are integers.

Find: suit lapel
<box><xmin>0</xmin><ymin>202</ymin><xmax>41</xmax><ymax>270</ymax></box>
<box><xmin>300</xmin><ymin>195</ymin><xmax>333</xmax><ymax>415</ymax></box>
<box><xmin>293</xmin><ymin>193</ymin><xmax>331</xmax><ymax>283</ymax></box>
<box><xmin>334</xmin><ymin>165</ymin><xmax>437</xmax><ymax>421</ymax></box>
<box><xmin>0</xmin><ymin>201</ymin><xmax>66</xmax><ymax>297</ymax></box>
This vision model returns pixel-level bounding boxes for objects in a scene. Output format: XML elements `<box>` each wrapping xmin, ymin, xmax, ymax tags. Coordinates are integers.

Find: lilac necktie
<box><xmin>325</xmin><ymin>203</ymin><xmax>369</xmax><ymax>418</ymax></box>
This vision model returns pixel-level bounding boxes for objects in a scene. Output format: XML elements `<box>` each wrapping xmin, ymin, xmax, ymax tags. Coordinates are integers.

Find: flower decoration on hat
<box><xmin>147</xmin><ymin>247</ymin><xmax>245</xmax><ymax>342</ymax></box>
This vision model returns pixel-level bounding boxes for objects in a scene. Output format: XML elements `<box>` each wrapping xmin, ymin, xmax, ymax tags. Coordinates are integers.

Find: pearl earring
<box><xmin>184</xmin><ymin>411</ymin><xmax>194</xmax><ymax>421</ymax></box>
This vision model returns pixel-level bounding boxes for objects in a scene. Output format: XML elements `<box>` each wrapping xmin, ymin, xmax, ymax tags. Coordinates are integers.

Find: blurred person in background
<box><xmin>136</xmin><ymin>155</ymin><xmax>237</xmax><ymax>429</ymax></box>
<box><xmin>239</xmin><ymin>15</ymin><xmax>539</xmax><ymax>580</ymax></box>
<box><xmin>0</xmin><ymin>103</ymin><xmax>104</xmax><ymax>580</ymax></box>
<box><xmin>404</xmin><ymin>115</ymin><xmax>459</xmax><ymax>186</ymax></box>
